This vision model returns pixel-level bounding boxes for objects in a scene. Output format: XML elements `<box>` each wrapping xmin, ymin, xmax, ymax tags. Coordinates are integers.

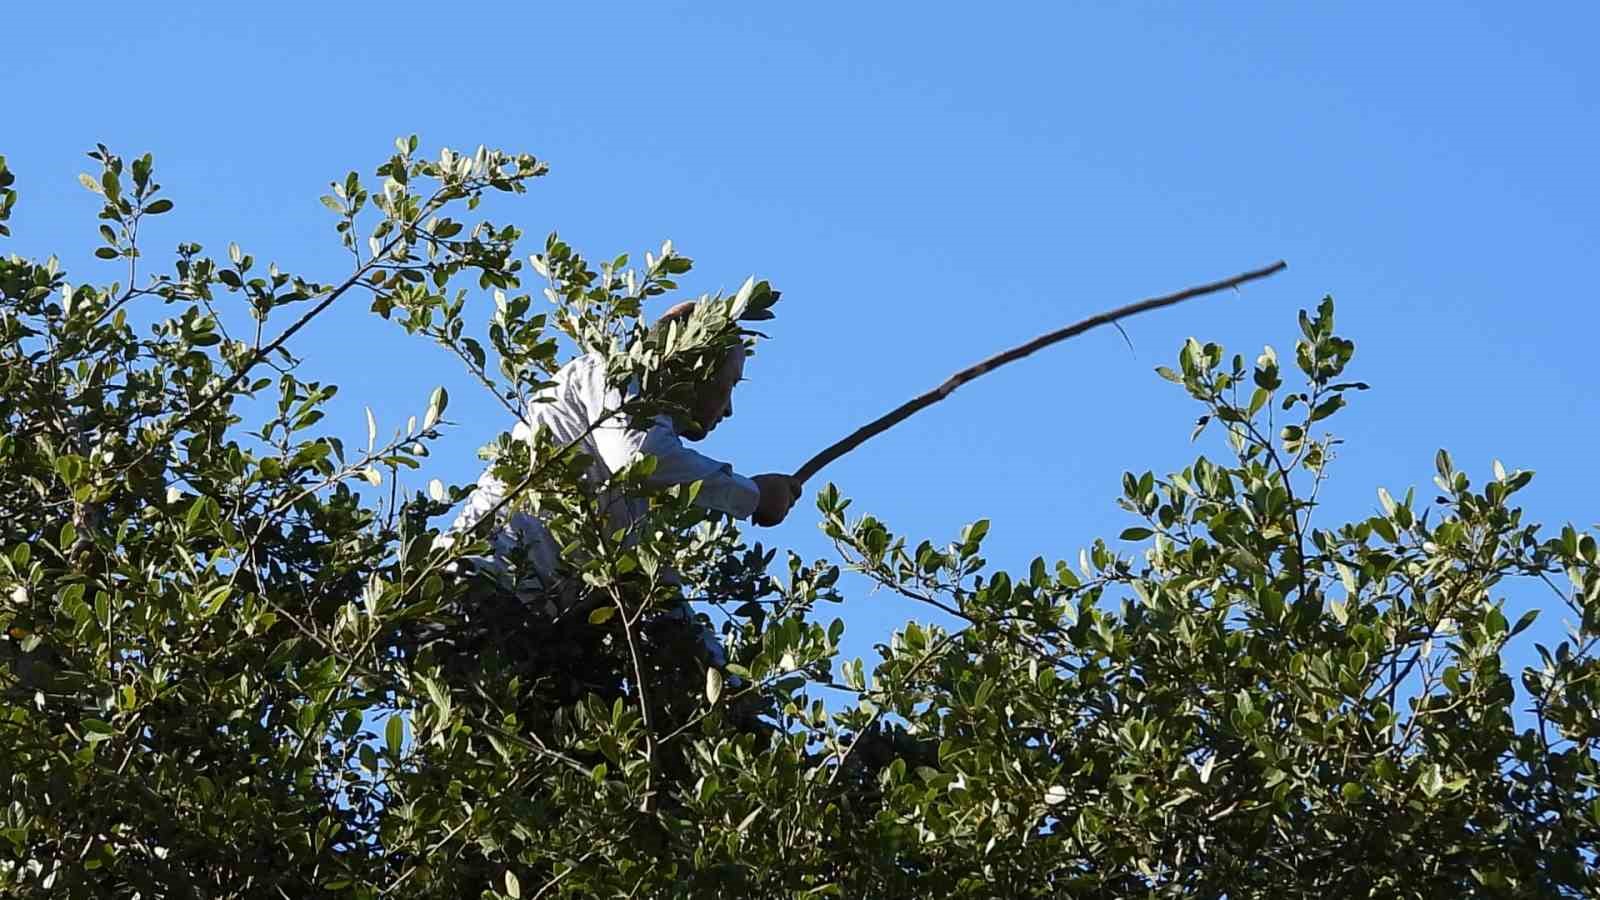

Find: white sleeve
<box><xmin>582</xmin><ymin>366</ymin><xmax>761</xmax><ymax>519</ymax></box>
<box><xmin>447</xmin><ymin>463</ymin><xmax>508</xmax><ymax>535</ymax></box>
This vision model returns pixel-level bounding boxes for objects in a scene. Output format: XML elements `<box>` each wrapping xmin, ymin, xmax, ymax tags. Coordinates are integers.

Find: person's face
<box><xmin>680</xmin><ymin>349</ymin><xmax>744</xmax><ymax>442</ymax></box>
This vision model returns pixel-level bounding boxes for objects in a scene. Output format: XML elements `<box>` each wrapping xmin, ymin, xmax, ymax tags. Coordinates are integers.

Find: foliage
<box><xmin>1</xmin><ymin>142</ymin><xmax>1597</xmax><ymax>898</ymax></box>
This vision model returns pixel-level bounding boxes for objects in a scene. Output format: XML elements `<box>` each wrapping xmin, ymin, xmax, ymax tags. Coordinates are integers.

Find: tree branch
<box><xmin>791</xmin><ymin>260</ymin><xmax>1287</xmax><ymax>484</ymax></box>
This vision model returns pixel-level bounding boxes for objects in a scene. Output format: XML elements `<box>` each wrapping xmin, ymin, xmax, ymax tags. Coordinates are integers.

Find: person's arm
<box><xmin>594</xmin><ymin>412</ymin><xmax>761</xmax><ymax>518</ymax></box>
<box><xmin>580</xmin><ymin>361</ymin><xmax>761</xmax><ymax>518</ymax></box>
<box><xmin>444</xmin><ymin>462</ymin><xmax>509</xmax><ymax>535</ymax></box>
<box><xmin>595</xmin><ymin>413</ymin><xmax>801</xmax><ymax>525</ymax></box>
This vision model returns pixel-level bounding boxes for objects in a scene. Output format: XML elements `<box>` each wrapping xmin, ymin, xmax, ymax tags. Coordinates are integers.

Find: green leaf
<box><xmin>83</xmin><ymin>723</ymin><xmax>115</xmax><ymax>744</ymax></box>
<box><xmin>1335</xmin><ymin>562</ymin><xmax>1358</xmax><ymax>594</ymax></box>
<box><xmin>143</xmin><ymin>198</ymin><xmax>174</xmax><ymax>214</ymax></box>
<box><xmin>729</xmin><ymin>275</ymin><xmax>757</xmax><ymax>319</ymax></box>
<box><xmin>1370</xmin><ymin>516</ymin><xmax>1398</xmax><ymax>543</ymax></box>
<box><xmin>385</xmin><ymin>715</ymin><xmax>404</xmax><ymax>758</ymax></box>
<box><xmin>1119</xmin><ymin>527</ymin><xmax>1154</xmax><ymax>541</ymax></box>
<box><xmin>736</xmin><ymin>807</ymin><xmax>762</xmax><ymax>833</ymax></box>
<box><xmin>1509</xmin><ymin>609</ymin><xmax>1539</xmax><ymax>637</ymax></box>
<box><xmin>423</xmin><ymin>386</ymin><xmax>448</xmax><ymax>430</ymax></box>
<box><xmin>504</xmin><ymin>871</ymin><xmax>521</xmax><ymax>899</ymax></box>
<box><xmin>706</xmin><ymin>667</ymin><xmax>724</xmax><ymax>705</ymax></box>
<box><xmin>55</xmin><ymin>455</ymin><xmax>85</xmax><ymax>485</ymax></box>
<box><xmin>1260</xmin><ymin>590</ymin><xmax>1285</xmax><ymax>623</ymax></box>
<box><xmin>198</xmin><ymin>586</ymin><xmax>229</xmax><ymax>619</ymax></box>
<box><xmin>588</xmin><ymin>606</ymin><xmax>616</xmax><ymax>625</ymax></box>
<box><xmin>185</xmin><ymin>496</ymin><xmax>209</xmax><ymax>531</ymax></box>
<box><xmin>1309</xmin><ymin>395</ymin><xmax>1346</xmax><ymax>422</ymax></box>
<box><xmin>961</xmin><ymin>519</ymin><xmax>990</xmax><ymax>546</ymax></box>
<box><xmin>1417</xmin><ymin>763</ymin><xmax>1444</xmax><ymax>798</ymax></box>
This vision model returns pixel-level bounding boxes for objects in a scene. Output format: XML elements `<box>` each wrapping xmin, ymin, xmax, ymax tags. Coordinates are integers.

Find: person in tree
<box><xmin>443</xmin><ymin>300</ymin><xmax>801</xmax><ymax>647</ymax></box>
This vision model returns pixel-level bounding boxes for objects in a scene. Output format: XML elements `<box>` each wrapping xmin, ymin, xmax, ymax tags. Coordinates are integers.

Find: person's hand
<box><xmin>751</xmin><ymin>474</ymin><xmax>803</xmax><ymax>527</ymax></box>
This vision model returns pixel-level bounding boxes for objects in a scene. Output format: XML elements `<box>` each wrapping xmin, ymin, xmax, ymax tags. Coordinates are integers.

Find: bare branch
<box><xmin>792</xmin><ymin>260</ymin><xmax>1288</xmax><ymax>484</ymax></box>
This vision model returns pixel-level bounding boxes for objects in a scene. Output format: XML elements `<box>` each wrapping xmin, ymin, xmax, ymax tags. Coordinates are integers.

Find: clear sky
<box><xmin>4</xmin><ymin>3</ymin><xmax>1596</xmax><ymax>676</ymax></box>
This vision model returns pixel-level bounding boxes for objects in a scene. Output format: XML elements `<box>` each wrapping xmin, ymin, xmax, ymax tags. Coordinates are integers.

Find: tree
<box><xmin>1</xmin><ymin>142</ymin><xmax>1596</xmax><ymax>898</ymax></box>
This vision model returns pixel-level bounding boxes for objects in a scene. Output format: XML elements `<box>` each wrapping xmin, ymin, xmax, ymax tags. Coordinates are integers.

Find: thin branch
<box><xmin>828</xmin><ymin>630</ymin><xmax>961</xmax><ymax>786</ymax></box>
<box><xmin>531</xmin><ymin>850</ymin><xmax>601</xmax><ymax>900</ymax></box>
<box><xmin>791</xmin><ymin>261</ymin><xmax>1288</xmax><ymax>484</ymax></box>
<box><xmin>172</xmin><ymin>236</ymin><xmax>399</xmax><ymax>434</ymax></box>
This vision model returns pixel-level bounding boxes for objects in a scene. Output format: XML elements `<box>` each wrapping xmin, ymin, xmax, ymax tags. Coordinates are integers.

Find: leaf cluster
<box><xmin>1</xmin><ymin>144</ymin><xmax>1596</xmax><ymax>899</ymax></box>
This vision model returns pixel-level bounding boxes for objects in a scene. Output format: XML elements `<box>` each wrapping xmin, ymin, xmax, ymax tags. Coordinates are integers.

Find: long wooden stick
<box><xmin>791</xmin><ymin>260</ymin><xmax>1288</xmax><ymax>485</ymax></box>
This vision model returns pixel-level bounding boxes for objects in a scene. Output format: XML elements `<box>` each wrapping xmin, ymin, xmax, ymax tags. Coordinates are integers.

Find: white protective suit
<box><xmin>447</xmin><ymin>352</ymin><xmax>761</xmax><ymax>603</ymax></box>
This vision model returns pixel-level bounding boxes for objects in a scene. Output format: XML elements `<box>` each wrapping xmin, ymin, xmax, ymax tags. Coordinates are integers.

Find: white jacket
<box><xmin>447</xmin><ymin>353</ymin><xmax>760</xmax><ymax>593</ymax></box>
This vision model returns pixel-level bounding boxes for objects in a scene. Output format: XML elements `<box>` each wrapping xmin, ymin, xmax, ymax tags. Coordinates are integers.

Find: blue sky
<box><xmin>4</xmin><ymin>3</ymin><xmax>1596</xmax><ymax>675</ymax></box>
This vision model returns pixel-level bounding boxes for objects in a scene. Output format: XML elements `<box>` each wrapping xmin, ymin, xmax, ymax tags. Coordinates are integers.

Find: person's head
<box><xmin>654</xmin><ymin>301</ymin><xmax>745</xmax><ymax>442</ymax></box>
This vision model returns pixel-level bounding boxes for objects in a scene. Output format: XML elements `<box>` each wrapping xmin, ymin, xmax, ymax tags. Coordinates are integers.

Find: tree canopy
<box><xmin>1</xmin><ymin>142</ymin><xmax>1597</xmax><ymax>898</ymax></box>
